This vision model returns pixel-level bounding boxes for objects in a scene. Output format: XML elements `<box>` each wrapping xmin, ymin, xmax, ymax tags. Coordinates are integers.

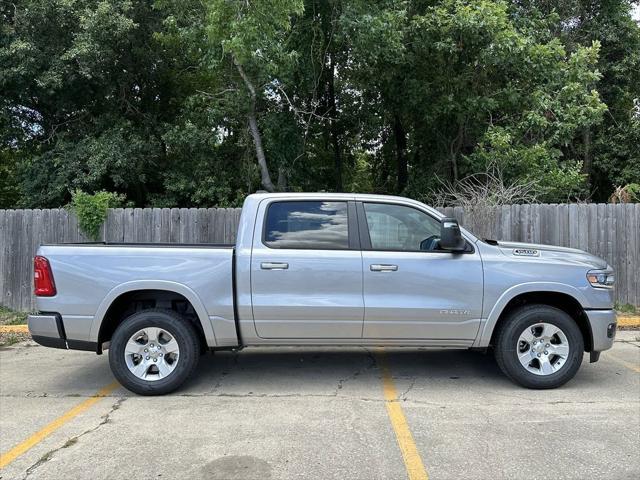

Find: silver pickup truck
<box><xmin>28</xmin><ymin>193</ymin><xmax>617</xmax><ymax>394</ymax></box>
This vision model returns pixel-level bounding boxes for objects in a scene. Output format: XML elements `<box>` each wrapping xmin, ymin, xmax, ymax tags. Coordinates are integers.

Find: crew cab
<box><xmin>28</xmin><ymin>193</ymin><xmax>617</xmax><ymax>394</ymax></box>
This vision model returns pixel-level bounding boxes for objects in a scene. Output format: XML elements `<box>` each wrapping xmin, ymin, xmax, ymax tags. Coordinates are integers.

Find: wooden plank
<box><xmin>123</xmin><ymin>209</ymin><xmax>135</xmax><ymax>242</ymax></box>
<box><xmin>521</xmin><ymin>204</ymin><xmax>531</xmax><ymax>242</ymax></box>
<box><xmin>160</xmin><ymin>208</ymin><xmax>171</xmax><ymax>243</ymax></box>
<box><xmin>3</xmin><ymin>211</ymin><xmax>17</xmax><ymax>308</ymax></box>
<box><xmin>631</xmin><ymin>204</ymin><xmax>640</xmax><ymax>306</ymax></box>
<box><xmin>206</xmin><ymin>209</ymin><xmax>216</xmax><ymax>243</ymax></box>
<box><xmin>587</xmin><ymin>204</ymin><xmax>598</xmax><ymax>256</ymax></box>
<box><xmin>500</xmin><ymin>205</ymin><xmax>511</xmax><ymax>241</ymax></box>
<box><xmin>637</xmin><ymin>204</ymin><xmax>640</xmax><ymax>306</ymax></box>
<box><xmin>560</xmin><ymin>204</ymin><xmax>570</xmax><ymax>247</ymax></box>
<box><xmin>152</xmin><ymin>209</ymin><xmax>162</xmax><ymax>243</ymax></box>
<box><xmin>106</xmin><ymin>209</ymin><xmax>124</xmax><ymax>243</ymax></box>
<box><xmin>57</xmin><ymin>209</ymin><xmax>67</xmax><ymax>243</ymax></box>
<box><xmin>0</xmin><ymin>210</ymin><xmax>7</xmax><ymax>306</ymax></box>
<box><xmin>225</xmin><ymin>208</ymin><xmax>237</xmax><ymax>244</ymax></box>
<box><xmin>18</xmin><ymin>210</ymin><xmax>33</xmax><ymax>309</ymax></box>
<box><xmin>69</xmin><ymin>209</ymin><xmax>83</xmax><ymax>242</ymax></box>
<box><xmin>196</xmin><ymin>208</ymin><xmax>208</xmax><ymax>243</ymax></box>
<box><xmin>169</xmin><ymin>209</ymin><xmax>180</xmax><ymax>243</ymax></box>
<box><xmin>539</xmin><ymin>204</ymin><xmax>551</xmax><ymax>245</ymax></box>
<box><xmin>607</xmin><ymin>203</ymin><xmax>617</xmax><ymax>272</ymax></box>
<box><xmin>550</xmin><ymin>204</ymin><xmax>560</xmax><ymax>246</ymax></box>
<box><xmin>10</xmin><ymin>210</ymin><xmax>24</xmax><ymax>310</ymax></box>
<box><xmin>488</xmin><ymin>205</ymin><xmax>500</xmax><ymax>240</ymax></box>
<box><xmin>567</xmin><ymin>203</ymin><xmax>578</xmax><ymax>249</ymax></box>
<box><xmin>5</xmin><ymin>210</ymin><xmax>18</xmax><ymax>308</ymax></box>
<box><xmin>213</xmin><ymin>208</ymin><xmax>226</xmax><ymax>243</ymax></box>
<box><xmin>179</xmin><ymin>208</ymin><xmax>191</xmax><ymax>244</ymax></box>
<box><xmin>133</xmin><ymin>208</ymin><xmax>144</xmax><ymax>242</ymax></box>
<box><xmin>615</xmin><ymin>204</ymin><xmax>627</xmax><ymax>304</ymax></box>
<box><xmin>235</xmin><ymin>208</ymin><xmax>242</xmax><ymax>240</ymax></box>
<box><xmin>30</xmin><ymin>209</ymin><xmax>44</xmax><ymax>310</ymax></box>
<box><xmin>511</xmin><ymin>204</ymin><xmax>520</xmax><ymax>241</ymax></box>
<box><xmin>142</xmin><ymin>208</ymin><xmax>154</xmax><ymax>242</ymax></box>
<box><xmin>577</xmin><ymin>204</ymin><xmax>589</xmax><ymax>251</ymax></box>
<box><xmin>595</xmin><ymin>203</ymin><xmax>606</xmax><ymax>261</ymax></box>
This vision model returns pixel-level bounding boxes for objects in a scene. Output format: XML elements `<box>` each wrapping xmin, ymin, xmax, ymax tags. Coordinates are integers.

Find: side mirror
<box><xmin>439</xmin><ymin>217</ymin><xmax>466</xmax><ymax>252</ymax></box>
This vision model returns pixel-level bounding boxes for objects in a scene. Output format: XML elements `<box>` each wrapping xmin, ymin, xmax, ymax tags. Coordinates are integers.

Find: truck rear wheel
<box><xmin>108</xmin><ymin>309</ymin><xmax>200</xmax><ymax>395</ymax></box>
<box><xmin>494</xmin><ymin>305</ymin><xmax>584</xmax><ymax>389</ymax></box>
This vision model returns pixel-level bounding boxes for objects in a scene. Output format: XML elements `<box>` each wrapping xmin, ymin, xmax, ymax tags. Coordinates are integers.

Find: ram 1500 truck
<box><xmin>28</xmin><ymin>193</ymin><xmax>617</xmax><ymax>394</ymax></box>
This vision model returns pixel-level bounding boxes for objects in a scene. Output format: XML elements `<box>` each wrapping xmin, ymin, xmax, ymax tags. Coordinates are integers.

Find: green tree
<box><xmin>1</xmin><ymin>0</ymin><xmax>637</xmax><ymax>207</ymax></box>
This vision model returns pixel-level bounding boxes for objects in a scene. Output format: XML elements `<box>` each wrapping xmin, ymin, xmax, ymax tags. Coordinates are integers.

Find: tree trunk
<box><xmin>277</xmin><ymin>166</ymin><xmax>288</xmax><ymax>191</ymax></box>
<box><xmin>393</xmin><ymin>114</ymin><xmax>408</xmax><ymax>193</ymax></box>
<box><xmin>327</xmin><ymin>51</ymin><xmax>342</xmax><ymax>192</ymax></box>
<box><xmin>233</xmin><ymin>57</ymin><xmax>275</xmax><ymax>192</ymax></box>
<box><xmin>450</xmin><ymin>123</ymin><xmax>464</xmax><ymax>182</ymax></box>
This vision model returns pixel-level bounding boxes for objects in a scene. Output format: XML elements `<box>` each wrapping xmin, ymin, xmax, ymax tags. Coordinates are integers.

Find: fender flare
<box><xmin>89</xmin><ymin>280</ymin><xmax>217</xmax><ymax>346</ymax></box>
<box><xmin>474</xmin><ymin>282</ymin><xmax>589</xmax><ymax>348</ymax></box>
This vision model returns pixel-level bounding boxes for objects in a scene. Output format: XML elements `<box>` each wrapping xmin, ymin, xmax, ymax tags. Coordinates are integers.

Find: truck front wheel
<box><xmin>108</xmin><ymin>309</ymin><xmax>201</xmax><ymax>395</ymax></box>
<box><xmin>494</xmin><ymin>305</ymin><xmax>584</xmax><ymax>389</ymax></box>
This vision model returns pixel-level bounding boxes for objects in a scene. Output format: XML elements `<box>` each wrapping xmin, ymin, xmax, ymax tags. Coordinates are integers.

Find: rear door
<box><xmin>358</xmin><ymin>201</ymin><xmax>483</xmax><ymax>341</ymax></box>
<box><xmin>250</xmin><ymin>199</ymin><xmax>364</xmax><ymax>338</ymax></box>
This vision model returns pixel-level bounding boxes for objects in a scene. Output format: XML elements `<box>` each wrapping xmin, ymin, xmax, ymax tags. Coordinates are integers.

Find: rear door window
<box><xmin>264</xmin><ymin>201</ymin><xmax>350</xmax><ymax>249</ymax></box>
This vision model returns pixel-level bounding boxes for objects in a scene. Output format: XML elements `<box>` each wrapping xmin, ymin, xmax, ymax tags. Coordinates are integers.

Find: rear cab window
<box><xmin>263</xmin><ymin>201</ymin><xmax>350</xmax><ymax>249</ymax></box>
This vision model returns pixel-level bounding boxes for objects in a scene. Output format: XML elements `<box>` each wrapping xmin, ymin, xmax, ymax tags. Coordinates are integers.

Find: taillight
<box><xmin>34</xmin><ymin>256</ymin><xmax>56</xmax><ymax>296</ymax></box>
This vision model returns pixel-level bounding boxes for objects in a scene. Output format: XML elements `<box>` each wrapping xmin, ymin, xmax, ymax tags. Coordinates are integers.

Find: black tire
<box><xmin>109</xmin><ymin>309</ymin><xmax>201</xmax><ymax>395</ymax></box>
<box><xmin>494</xmin><ymin>304</ymin><xmax>584</xmax><ymax>389</ymax></box>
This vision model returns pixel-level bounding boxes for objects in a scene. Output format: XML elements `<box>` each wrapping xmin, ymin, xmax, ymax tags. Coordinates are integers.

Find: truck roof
<box><xmin>247</xmin><ymin>191</ymin><xmax>438</xmax><ymax>206</ymax></box>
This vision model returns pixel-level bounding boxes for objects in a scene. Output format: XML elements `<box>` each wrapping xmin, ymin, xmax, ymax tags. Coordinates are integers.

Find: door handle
<box><xmin>261</xmin><ymin>262</ymin><xmax>289</xmax><ymax>270</ymax></box>
<box><xmin>370</xmin><ymin>264</ymin><xmax>398</xmax><ymax>272</ymax></box>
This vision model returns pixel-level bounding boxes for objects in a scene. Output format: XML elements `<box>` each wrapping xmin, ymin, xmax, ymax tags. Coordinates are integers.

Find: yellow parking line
<box><xmin>0</xmin><ymin>381</ymin><xmax>120</xmax><ymax>469</ymax></box>
<box><xmin>377</xmin><ymin>350</ymin><xmax>428</xmax><ymax>480</ymax></box>
<box><xmin>617</xmin><ymin>316</ymin><xmax>640</xmax><ymax>328</ymax></box>
<box><xmin>0</xmin><ymin>325</ymin><xmax>28</xmax><ymax>333</ymax></box>
<box><xmin>606</xmin><ymin>353</ymin><xmax>640</xmax><ymax>373</ymax></box>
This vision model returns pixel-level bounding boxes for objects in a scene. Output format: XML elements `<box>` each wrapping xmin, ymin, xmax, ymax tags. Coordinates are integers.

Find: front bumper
<box><xmin>586</xmin><ymin>309</ymin><xmax>617</xmax><ymax>353</ymax></box>
<box><xmin>28</xmin><ymin>313</ymin><xmax>98</xmax><ymax>352</ymax></box>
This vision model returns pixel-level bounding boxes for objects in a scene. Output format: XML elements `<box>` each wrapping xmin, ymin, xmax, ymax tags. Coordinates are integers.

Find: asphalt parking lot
<box><xmin>1</xmin><ymin>332</ymin><xmax>639</xmax><ymax>480</ymax></box>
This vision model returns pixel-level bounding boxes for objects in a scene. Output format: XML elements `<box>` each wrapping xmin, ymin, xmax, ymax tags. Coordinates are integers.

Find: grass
<box><xmin>0</xmin><ymin>333</ymin><xmax>23</xmax><ymax>346</ymax></box>
<box><xmin>615</xmin><ymin>303</ymin><xmax>638</xmax><ymax>315</ymax></box>
<box><xmin>0</xmin><ymin>306</ymin><xmax>28</xmax><ymax>325</ymax></box>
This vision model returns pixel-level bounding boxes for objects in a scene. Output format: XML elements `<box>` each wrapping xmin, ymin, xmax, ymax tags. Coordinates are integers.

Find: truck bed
<box><xmin>36</xmin><ymin>243</ymin><xmax>238</xmax><ymax>348</ymax></box>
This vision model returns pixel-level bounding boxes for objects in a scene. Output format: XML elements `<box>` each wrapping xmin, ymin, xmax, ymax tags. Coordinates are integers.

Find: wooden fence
<box><xmin>0</xmin><ymin>204</ymin><xmax>638</xmax><ymax>311</ymax></box>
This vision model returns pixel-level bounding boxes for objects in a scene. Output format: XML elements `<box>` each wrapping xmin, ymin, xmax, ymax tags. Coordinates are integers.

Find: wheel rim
<box><xmin>124</xmin><ymin>327</ymin><xmax>180</xmax><ymax>381</ymax></box>
<box><xmin>516</xmin><ymin>323</ymin><xmax>570</xmax><ymax>376</ymax></box>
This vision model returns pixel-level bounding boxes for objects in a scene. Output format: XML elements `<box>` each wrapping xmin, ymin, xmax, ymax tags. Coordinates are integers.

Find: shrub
<box><xmin>67</xmin><ymin>190</ymin><xmax>125</xmax><ymax>240</ymax></box>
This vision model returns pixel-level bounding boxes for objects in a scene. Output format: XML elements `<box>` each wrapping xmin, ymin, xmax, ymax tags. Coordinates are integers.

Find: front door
<box><xmin>359</xmin><ymin>201</ymin><xmax>483</xmax><ymax>341</ymax></box>
<box><xmin>251</xmin><ymin>199</ymin><xmax>364</xmax><ymax>338</ymax></box>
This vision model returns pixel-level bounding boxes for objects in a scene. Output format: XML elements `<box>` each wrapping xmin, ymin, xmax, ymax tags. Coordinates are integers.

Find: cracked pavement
<box><xmin>1</xmin><ymin>332</ymin><xmax>639</xmax><ymax>479</ymax></box>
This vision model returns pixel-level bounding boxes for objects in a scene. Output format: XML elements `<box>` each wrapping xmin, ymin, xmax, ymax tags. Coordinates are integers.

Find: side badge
<box><xmin>513</xmin><ymin>248</ymin><xmax>539</xmax><ymax>257</ymax></box>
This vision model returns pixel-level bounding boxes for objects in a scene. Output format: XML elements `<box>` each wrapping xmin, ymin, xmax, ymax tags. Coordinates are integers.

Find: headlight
<box><xmin>586</xmin><ymin>271</ymin><xmax>615</xmax><ymax>288</ymax></box>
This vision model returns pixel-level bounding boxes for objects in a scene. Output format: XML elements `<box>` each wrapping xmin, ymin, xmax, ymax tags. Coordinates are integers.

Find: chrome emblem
<box><xmin>439</xmin><ymin>309</ymin><xmax>471</xmax><ymax>315</ymax></box>
<box><xmin>513</xmin><ymin>248</ymin><xmax>539</xmax><ymax>257</ymax></box>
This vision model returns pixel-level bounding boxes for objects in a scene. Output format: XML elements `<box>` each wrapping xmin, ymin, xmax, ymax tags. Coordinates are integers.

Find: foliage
<box><xmin>67</xmin><ymin>190</ymin><xmax>125</xmax><ymax>240</ymax></box>
<box><xmin>0</xmin><ymin>0</ymin><xmax>638</xmax><ymax>207</ymax></box>
<box><xmin>431</xmin><ymin>162</ymin><xmax>539</xmax><ymax>238</ymax></box>
<box><xmin>614</xmin><ymin>302</ymin><xmax>638</xmax><ymax>315</ymax></box>
<box><xmin>0</xmin><ymin>150</ymin><xmax>21</xmax><ymax>208</ymax></box>
<box><xmin>0</xmin><ymin>306</ymin><xmax>28</xmax><ymax>325</ymax></box>
<box><xmin>609</xmin><ymin>183</ymin><xmax>640</xmax><ymax>203</ymax></box>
